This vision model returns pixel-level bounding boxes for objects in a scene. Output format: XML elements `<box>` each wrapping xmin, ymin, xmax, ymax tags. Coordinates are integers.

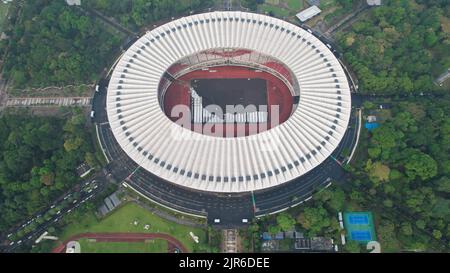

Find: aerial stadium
<box><xmin>96</xmin><ymin>11</ymin><xmax>355</xmax><ymax>223</ymax></box>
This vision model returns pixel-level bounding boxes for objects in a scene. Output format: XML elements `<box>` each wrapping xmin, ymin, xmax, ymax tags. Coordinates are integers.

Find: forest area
<box><xmin>0</xmin><ymin>110</ymin><xmax>99</xmax><ymax>232</ymax></box>
<box><xmin>243</xmin><ymin>0</ymin><xmax>450</xmax><ymax>253</ymax></box>
<box><xmin>247</xmin><ymin>97</ymin><xmax>449</xmax><ymax>252</ymax></box>
<box><xmin>337</xmin><ymin>0</ymin><xmax>450</xmax><ymax>94</ymax></box>
<box><xmin>0</xmin><ymin>0</ymin><xmax>122</xmax><ymax>88</ymax></box>
<box><xmin>82</xmin><ymin>0</ymin><xmax>214</xmax><ymax>30</ymax></box>
<box><xmin>0</xmin><ymin>0</ymin><xmax>447</xmax><ymax>253</ymax></box>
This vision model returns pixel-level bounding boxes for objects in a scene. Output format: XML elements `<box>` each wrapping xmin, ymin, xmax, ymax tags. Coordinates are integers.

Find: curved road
<box><xmin>93</xmin><ymin>81</ymin><xmax>356</xmax><ymax>226</ymax></box>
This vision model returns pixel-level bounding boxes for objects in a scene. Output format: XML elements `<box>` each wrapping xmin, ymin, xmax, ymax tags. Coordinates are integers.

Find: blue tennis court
<box><xmin>344</xmin><ymin>212</ymin><xmax>377</xmax><ymax>244</ymax></box>
<box><xmin>351</xmin><ymin>231</ymin><xmax>372</xmax><ymax>241</ymax></box>
<box><xmin>365</xmin><ymin>122</ymin><xmax>380</xmax><ymax>131</ymax></box>
<box><xmin>349</xmin><ymin>215</ymin><xmax>369</xmax><ymax>225</ymax></box>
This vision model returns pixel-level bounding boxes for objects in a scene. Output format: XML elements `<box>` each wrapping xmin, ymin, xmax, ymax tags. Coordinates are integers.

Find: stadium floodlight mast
<box><xmin>106</xmin><ymin>11</ymin><xmax>352</xmax><ymax>193</ymax></box>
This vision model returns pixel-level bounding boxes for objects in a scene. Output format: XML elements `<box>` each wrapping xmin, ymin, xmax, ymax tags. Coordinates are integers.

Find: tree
<box><xmin>344</xmin><ymin>240</ymin><xmax>361</xmax><ymax>253</ymax></box>
<box><xmin>400</xmin><ymin>223</ymin><xmax>413</xmax><ymax>236</ymax></box>
<box><xmin>432</xmin><ymin>230</ymin><xmax>442</xmax><ymax>240</ymax></box>
<box><xmin>371</xmin><ymin>126</ymin><xmax>403</xmax><ymax>159</ymax></box>
<box><xmin>436</xmin><ymin>177</ymin><xmax>450</xmax><ymax>193</ymax></box>
<box><xmin>276</xmin><ymin>213</ymin><xmax>296</xmax><ymax>232</ymax></box>
<box><xmin>367</xmin><ymin>161</ymin><xmax>391</xmax><ymax>185</ymax></box>
<box><xmin>403</xmin><ymin>150</ymin><xmax>438</xmax><ymax>181</ymax></box>
<box><xmin>0</xmin><ymin>111</ymin><xmax>95</xmax><ymax>231</ymax></box>
<box><xmin>297</xmin><ymin>207</ymin><xmax>332</xmax><ymax>235</ymax></box>
<box><xmin>377</xmin><ymin>221</ymin><xmax>400</xmax><ymax>252</ymax></box>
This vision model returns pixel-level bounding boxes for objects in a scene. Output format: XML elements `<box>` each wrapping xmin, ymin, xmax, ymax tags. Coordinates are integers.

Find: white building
<box><xmin>367</xmin><ymin>0</ymin><xmax>382</xmax><ymax>6</ymax></box>
<box><xmin>296</xmin><ymin>6</ymin><xmax>322</xmax><ymax>22</ymax></box>
<box><xmin>66</xmin><ymin>0</ymin><xmax>81</xmax><ymax>6</ymax></box>
<box><xmin>106</xmin><ymin>12</ymin><xmax>351</xmax><ymax>193</ymax></box>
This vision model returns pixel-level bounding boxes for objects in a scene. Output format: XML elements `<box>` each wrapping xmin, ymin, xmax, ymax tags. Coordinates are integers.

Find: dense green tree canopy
<box><xmin>2</xmin><ymin>0</ymin><xmax>121</xmax><ymax>87</ymax></box>
<box><xmin>83</xmin><ymin>0</ymin><xmax>213</xmax><ymax>30</ymax></box>
<box><xmin>0</xmin><ymin>111</ymin><xmax>96</xmax><ymax>231</ymax></box>
<box><xmin>338</xmin><ymin>0</ymin><xmax>449</xmax><ymax>95</ymax></box>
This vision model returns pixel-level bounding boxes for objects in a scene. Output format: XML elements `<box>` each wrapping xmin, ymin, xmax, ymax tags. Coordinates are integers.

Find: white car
<box><xmin>95</xmin><ymin>85</ymin><xmax>100</xmax><ymax>92</ymax></box>
<box><xmin>56</xmin><ymin>211</ymin><xmax>61</xmax><ymax>215</ymax></box>
<box><xmin>9</xmin><ymin>242</ymin><xmax>14</xmax><ymax>246</ymax></box>
<box><xmin>214</xmin><ymin>219</ymin><xmax>221</xmax><ymax>224</ymax></box>
<box><xmin>242</xmin><ymin>219</ymin><xmax>248</xmax><ymax>223</ymax></box>
<box><xmin>93</xmin><ymin>185</ymin><xmax>98</xmax><ymax>189</ymax></box>
<box><xmin>50</xmin><ymin>205</ymin><xmax>56</xmax><ymax>209</ymax></box>
<box><xmin>17</xmin><ymin>240</ymin><xmax>22</xmax><ymax>245</ymax></box>
<box><xmin>307</xmin><ymin>29</ymin><xmax>312</xmax><ymax>33</ymax></box>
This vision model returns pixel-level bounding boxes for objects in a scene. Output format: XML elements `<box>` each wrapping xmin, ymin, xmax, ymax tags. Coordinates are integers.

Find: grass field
<box><xmin>259</xmin><ymin>0</ymin><xmax>304</xmax><ymax>18</ymax></box>
<box><xmin>78</xmin><ymin>238</ymin><xmax>168</xmax><ymax>253</ymax></box>
<box><xmin>287</xmin><ymin>0</ymin><xmax>303</xmax><ymax>10</ymax></box>
<box><xmin>319</xmin><ymin>0</ymin><xmax>338</xmax><ymax>10</ymax></box>
<box><xmin>59</xmin><ymin>202</ymin><xmax>207</xmax><ymax>252</ymax></box>
<box><xmin>260</xmin><ymin>4</ymin><xmax>291</xmax><ymax>18</ymax></box>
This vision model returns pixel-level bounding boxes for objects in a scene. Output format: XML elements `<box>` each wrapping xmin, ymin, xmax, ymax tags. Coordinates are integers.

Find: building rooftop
<box><xmin>367</xmin><ymin>0</ymin><xmax>382</xmax><ymax>6</ymax></box>
<box><xmin>296</xmin><ymin>6</ymin><xmax>322</xmax><ymax>22</ymax></box>
<box><xmin>107</xmin><ymin>11</ymin><xmax>352</xmax><ymax>193</ymax></box>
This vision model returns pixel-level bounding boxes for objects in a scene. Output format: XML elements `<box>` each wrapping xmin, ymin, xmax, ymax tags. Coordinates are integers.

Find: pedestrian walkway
<box><xmin>6</xmin><ymin>97</ymin><xmax>92</xmax><ymax>107</ymax></box>
<box><xmin>222</xmin><ymin>229</ymin><xmax>238</xmax><ymax>253</ymax></box>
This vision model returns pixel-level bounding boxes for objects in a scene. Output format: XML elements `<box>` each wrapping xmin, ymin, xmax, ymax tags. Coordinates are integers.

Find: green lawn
<box><xmin>259</xmin><ymin>0</ymin><xmax>304</xmax><ymax>19</ymax></box>
<box><xmin>78</xmin><ymin>238</ymin><xmax>168</xmax><ymax>253</ymax></box>
<box><xmin>59</xmin><ymin>202</ymin><xmax>207</xmax><ymax>252</ymax></box>
<box><xmin>319</xmin><ymin>0</ymin><xmax>338</xmax><ymax>10</ymax></box>
<box><xmin>260</xmin><ymin>4</ymin><xmax>291</xmax><ymax>18</ymax></box>
<box><xmin>287</xmin><ymin>0</ymin><xmax>303</xmax><ymax>10</ymax></box>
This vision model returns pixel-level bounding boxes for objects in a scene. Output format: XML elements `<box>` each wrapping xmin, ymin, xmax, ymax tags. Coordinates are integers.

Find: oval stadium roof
<box><xmin>106</xmin><ymin>11</ymin><xmax>352</xmax><ymax>193</ymax></box>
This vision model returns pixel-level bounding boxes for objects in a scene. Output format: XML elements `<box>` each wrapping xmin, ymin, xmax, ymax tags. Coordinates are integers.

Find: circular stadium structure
<box><xmin>106</xmin><ymin>11</ymin><xmax>351</xmax><ymax>193</ymax></box>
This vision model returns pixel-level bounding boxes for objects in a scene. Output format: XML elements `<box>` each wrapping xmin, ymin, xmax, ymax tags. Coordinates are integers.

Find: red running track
<box><xmin>52</xmin><ymin>232</ymin><xmax>188</xmax><ymax>253</ymax></box>
<box><xmin>163</xmin><ymin>65</ymin><xmax>293</xmax><ymax>137</ymax></box>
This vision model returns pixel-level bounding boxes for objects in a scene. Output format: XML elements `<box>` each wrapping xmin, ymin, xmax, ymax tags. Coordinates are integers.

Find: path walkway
<box><xmin>222</xmin><ymin>229</ymin><xmax>238</xmax><ymax>253</ymax></box>
<box><xmin>5</xmin><ymin>96</ymin><xmax>92</xmax><ymax>107</ymax></box>
<box><xmin>322</xmin><ymin>5</ymin><xmax>369</xmax><ymax>39</ymax></box>
<box><xmin>52</xmin><ymin>232</ymin><xmax>188</xmax><ymax>253</ymax></box>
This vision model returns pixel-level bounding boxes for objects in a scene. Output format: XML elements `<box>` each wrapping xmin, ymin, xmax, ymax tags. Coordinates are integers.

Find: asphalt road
<box><xmin>93</xmin><ymin>78</ymin><xmax>357</xmax><ymax>228</ymax></box>
<box><xmin>0</xmin><ymin>174</ymin><xmax>108</xmax><ymax>253</ymax></box>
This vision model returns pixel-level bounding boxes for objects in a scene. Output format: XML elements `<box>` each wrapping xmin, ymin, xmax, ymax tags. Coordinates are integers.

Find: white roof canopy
<box><xmin>106</xmin><ymin>11</ymin><xmax>351</xmax><ymax>193</ymax></box>
<box><xmin>296</xmin><ymin>6</ymin><xmax>322</xmax><ymax>22</ymax></box>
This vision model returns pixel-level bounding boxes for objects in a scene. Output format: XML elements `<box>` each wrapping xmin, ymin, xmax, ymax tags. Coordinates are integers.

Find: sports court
<box><xmin>162</xmin><ymin>65</ymin><xmax>294</xmax><ymax>137</ymax></box>
<box><xmin>344</xmin><ymin>212</ymin><xmax>376</xmax><ymax>243</ymax></box>
<box><xmin>191</xmin><ymin>78</ymin><xmax>268</xmax><ymax>111</ymax></box>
